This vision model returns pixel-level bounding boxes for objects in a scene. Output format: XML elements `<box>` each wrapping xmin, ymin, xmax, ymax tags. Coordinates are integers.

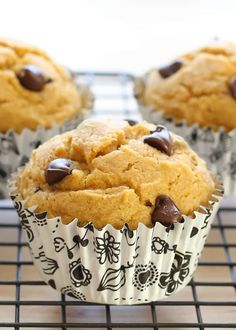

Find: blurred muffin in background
<box><xmin>0</xmin><ymin>39</ymin><xmax>93</xmax><ymax>133</ymax></box>
<box><xmin>0</xmin><ymin>39</ymin><xmax>93</xmax><ymax>198</ymax></box>
<box><xmin>135</xmin><ymin>42</ymin><xmax>236</xmax><ymax>196</ymax></box>
<box><xmin>135</xmin><ymin>42</ymin><xmax>236</xmax><ymax>130</ymax></box>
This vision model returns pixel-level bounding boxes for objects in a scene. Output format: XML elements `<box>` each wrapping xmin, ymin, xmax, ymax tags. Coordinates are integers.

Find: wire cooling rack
<box><xmin>0</xmin><ymin>72</ymin><xmax>236</xmax><ymax>329</ymax></box>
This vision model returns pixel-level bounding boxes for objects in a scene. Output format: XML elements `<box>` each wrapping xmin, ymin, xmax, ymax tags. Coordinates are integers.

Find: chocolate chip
<box><xmin>229</xmin><ymin>76</ymin><xmax>236</xmax><ymax>99</ymax></box>
<box><xmin>125</xmin><ymin>119</ymin><xmax>138</xmax><ymax>126</ymax></box>
<box><xmin>144</xmin><ymin>125</ymin><xmax>173</xmax><ymax>156</ymax></box>
<box><xmin>45</xmin><ymin>158</ymin><xmax>74</xmax><ymax>185</ymax></box>
<box><xmin>151</xmin><ymin>195</ymin><xmax>183</xmax><ymax>227</ymax></box>
<box><xmin>159</xmin><ymin>60</ymin><xmax>182</xmax><ymax>78</ymax></box>
<box><xmin>17</xmin><ymin>65</ymin><xmax>52</xmax><ymax>91</ymax></box>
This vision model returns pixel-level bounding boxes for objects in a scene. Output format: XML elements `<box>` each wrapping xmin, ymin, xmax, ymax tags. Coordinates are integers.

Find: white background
<box><xmin>1</xmin><ymin>0</ymin><xmax>236</xmax><ymax>74</ymax></box>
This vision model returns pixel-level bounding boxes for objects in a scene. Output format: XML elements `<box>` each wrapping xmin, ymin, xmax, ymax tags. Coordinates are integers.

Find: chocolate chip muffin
<box><xmin>17</xmin><ymin>119</ymin><xmax>215</xmax><ymax>229</ymax></box>
<box><xmin>136</xmin><ymin>43</ymin><xmax>236</xmax><ymax>131</ymax></box>
<box><xmin>0</xmin><ymin>39</ymin><xmax>93</xmax><ymax>133</ymax></box>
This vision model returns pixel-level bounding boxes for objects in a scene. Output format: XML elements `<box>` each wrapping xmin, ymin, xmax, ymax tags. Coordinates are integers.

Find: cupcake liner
<box><xmin>0</xmin><ymin>87</ymin><xmax>93</xmax><ymax>200</ymax></box>
<box><xmin>9</xmin><ymin>173</ymin><xmax>223</xmax><ymax>305</ymax></box>
<box><xmin>138</xmin><ymin>103</ymin><xmax>236</xmax><ymax>197</ymax></box>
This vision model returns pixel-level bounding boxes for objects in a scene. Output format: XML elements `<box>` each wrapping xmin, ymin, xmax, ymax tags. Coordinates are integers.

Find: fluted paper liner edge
<box><xmin>8</xmin><ymin>173</ymin><xmax>223</xmax><ymax>305</ymax></box>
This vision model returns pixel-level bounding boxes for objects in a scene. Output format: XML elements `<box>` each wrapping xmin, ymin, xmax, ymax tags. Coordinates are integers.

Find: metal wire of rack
<box><xmin>0</xmin><ymin>72</ymin><xmax>236</xmax><ymax>329</ymax></box>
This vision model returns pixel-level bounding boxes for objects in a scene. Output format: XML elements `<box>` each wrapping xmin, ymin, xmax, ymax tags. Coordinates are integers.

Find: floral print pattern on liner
<box><xmin>132</xmin><ymin>262</ymin><xmax>159</xmax><ymax>291</ymax></box>
<box><xmin>201</xmin><ymin>207</ymin><xmax>213</xmax><ymax>230</ymax></box>
<box><xmin>190</xmin><ymin>227</ymin><xmax>199</xmax><ymax>238</ymax></box>
<box><xmin>151</xmin><ymin>236</ymin><xmax>177</xmax><ymax>254</ymax></box>
<box><xmin>69</xmin><ymin>258</ymin><xmax>92</xmax><ymax>288</ymax></box>
<box><xmin>97</xmin><ymin>238</ymin><xmax>140</xmax><ymax>292</ymax></box>
<box><xmin>10</xmin><ymin>189</ymin><xmax>221</xmax><ymax>304</ymax></box>
<box><xmin>48</xmin><ymin>279</ymin><xmax>57</xmax><ymax>289</ymax></box>
<box><xmin>11</xmin><ymin>196</ymin><xmax>49</xmax><ymax>229</ymax></box>
<box><xmin>21</xmin><ymin>217</ymin><xmax>34</xmax><ymax>242</ymax></box>
<box><xmin>61</xmin><ymin>286</ymin><xmax>86</xmax><ymax>301</ymax></box>
<box><xmin>94</xmin><ymin>231</ymin><xmax>120</xmax><ymax>264</ymax></box>
<box><xmin>97</xmin><ymin>263</ymin><xmax>133</xmax><ymax>292</ymax></box>
<box><xmin>33</xmin><ymin>247</ymin><xmax>59</xmax><ymax>275</ymax></box>
<box><xmin>159</xmin><ymin>251</ymin><xmax>192</xmax><ymax>296</ymax></box>
<box><xmin>120</xmin><ymin>224</ymin><xmax>136</xmax><ymax>246</ymax></box>
<box><xmin>54</xmin><ymin>231</ymin><xmax>89</xmax><ymax>259</ymax></box>
<box><xmin>33</xmin><ymin>212</ymin><xmax>48</xmax><ymax>226</ymax></box>
<box><xmin>11</xmin><ymin>197</ymin><xmax>35</xmax><ymax>242</ymax></box>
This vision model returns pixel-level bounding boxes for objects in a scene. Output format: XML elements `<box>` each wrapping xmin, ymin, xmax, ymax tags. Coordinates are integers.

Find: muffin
<box><xmin>9</xmin><ymin>119</ymin><xmax>223</xmax><ymax>304</ymax></box>
<box><xmin>135</xmin><ymin>43</ymin><xmax>236</xmax><ymax>196</ymax></box>
<box><xmin>0</xmin><ymin>39</ymin><xmax>93</xmax><ymax>198</ymax></box>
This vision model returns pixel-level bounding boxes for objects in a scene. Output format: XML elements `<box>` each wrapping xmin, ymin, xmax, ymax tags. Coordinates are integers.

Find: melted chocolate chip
<box><xmin>159</xmin><ymin>60</ymin><xmax>182</xmax><ymax>78</ymax></box>
<box><xmin>144</xmin><ymin>125</ymin><xmax>173</xmax><ymax>156</ymax></box>
<box><xmin>45</xmin><ymin>158</ymin><xmax>74</xmax><ymax>185</ymax></box>
<box><xmin>125</xmin><ymin>119</ymin><xmax>138</xmax><ymax>126</ymax></box>
<box><xmin>17</xmin><ymin>65</ymin><xmax>52</xmax><ymax>91</ymax></box>
<box><xmin>151</xmin><ymin>195</ymin><xmax>182</xmax><ymax>227</ymax></box>
<box><xmin>229</xmin><ymin>76</ymin><xmax>236</xmax><ymax>99</ymax></box>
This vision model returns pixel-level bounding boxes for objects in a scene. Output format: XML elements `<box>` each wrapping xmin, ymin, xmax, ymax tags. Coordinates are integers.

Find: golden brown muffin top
<box><xmin>0</xmin><ymin>39</ymin><xmax>93</xmax><ymax>133</ymax></box>
<box><xmin>17</xmin><ymin>119</ymin><xmax>215</xmax><ymax>229</ymax></box>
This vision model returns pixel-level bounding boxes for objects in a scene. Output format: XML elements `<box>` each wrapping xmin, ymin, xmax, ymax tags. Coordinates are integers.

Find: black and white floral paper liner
<box><xmin>9</xmin><ymin>175</ymin><xmax>223</xmax><ymax>305</ymax></box>
<box><xmin>138</xmin><ymin>103</ymin><xmax>236</xmax><ymax>197</ymax></box>
<box><xmin>0</xmin><ymin>110</ymin><xmax>92</xmax><ymax>199</ymax></box>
